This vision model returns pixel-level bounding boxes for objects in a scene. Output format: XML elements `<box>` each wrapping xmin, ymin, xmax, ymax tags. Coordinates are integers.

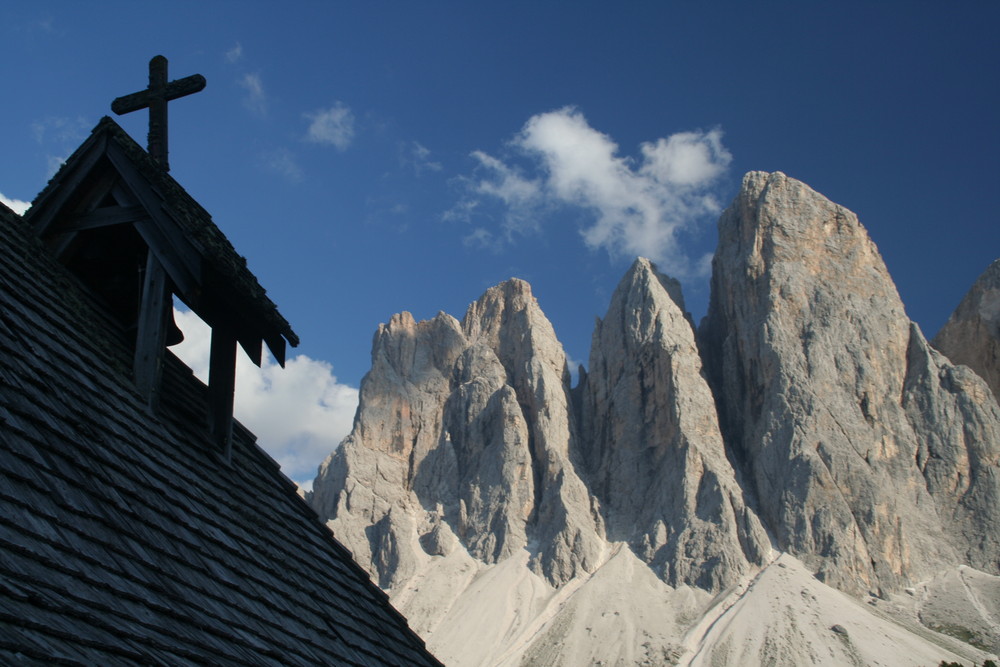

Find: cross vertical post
<box><xmin>111</xmin><ymin>55</ymin><xmax>206</xmax><ymax>171</ymax></box>
<box><xmin>147</xmin><ymin>55</ymin><xmax>168</xmax><ymax>166</ymax></box>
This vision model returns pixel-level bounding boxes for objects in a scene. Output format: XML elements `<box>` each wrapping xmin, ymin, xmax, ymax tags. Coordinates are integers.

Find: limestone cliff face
<box><xmin>313</xmin><ymin>280</ymin><xmax>604</xmax><ymax>588</ymax></box>
<box><xmin>933</xmin><ymin>258</ymin><xmax>1000</xmax><ymax>402</ymax></box>
<box><xmin>699</xmin><ymin>171</ymin><xmax>1000</xmax><ymax>595</ymax></box>
<box><xmin>581</xmin><ymin>258</ymin><xmax>769</xmax><ymax>590</ymax></box>
<box><xmin>311</xmin><ymin>310</ymin><xmax>467</xmax><ymax>588</ymax></box>
<box><xmin>313</xmin><ymin>264</ymin><xmax>777</xmax><ymax>595</ymax></box>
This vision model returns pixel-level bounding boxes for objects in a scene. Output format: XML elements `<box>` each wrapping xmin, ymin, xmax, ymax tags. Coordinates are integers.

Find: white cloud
<box><xmin>305</xmin><ymin>103</ymin><xmax>355</xmax><ymax>150</ymax></box>
<box><xmin>464</xmin><ymin>107</ymin><xmax>731</xmax><ymax>277</ymax></box>
<box><xmin>171</xmin><ymin>308</ymin><xmax>358</xmax><ymax>490</ymax></box>
<box><xmin>639</xmin><ymin>130</ymin><xmax>730</xmax><ymax>186</ymax></box>
<box><xmin>239</xmin><ymin>73</ymin><xmax>267</xmax><ymax>116</ymax></box>
<box><xmin>0</xmin><ymin>192</ymin><xmax>30</xmax><ymax>215</ymax></box>
<box><xmin>225</xmin><ymin>42</ymin><xmax>243</xmax><ymax>63</ymax></box>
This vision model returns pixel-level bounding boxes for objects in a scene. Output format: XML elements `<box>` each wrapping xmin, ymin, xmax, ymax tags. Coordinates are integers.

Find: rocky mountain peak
<box><xmin>313</xmin><ymin>273</ymin><xmax>605</xmax><ymax>589</ymax></box>
<box><xmin>933</xmin><ymin>258</ymin><xmax>1000</xmax><ymax>401</ymax></box>
<box><xmin>608</xmin><ymin>257</ymin><xmax>690</xmax><ymax>336</ymax></box>
<box><xmin>700</xmin><ymin>170</ymin><xmax>1000</xmax><ymax>594</ymax></box>
<box><xmin>582</xmin><ymin>256</ymin><xmax>769</xmax><ymax>590</ymax></box>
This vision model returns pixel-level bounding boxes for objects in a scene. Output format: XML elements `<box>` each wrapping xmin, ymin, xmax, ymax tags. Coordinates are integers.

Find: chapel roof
<box><xmin>27</xmin><ymin>116</ymin><xmax>298</xmax><ymax>365</ymax></box>
<box><xmin>0</xmin><ymin>179</ymin><xmax>439</xmax><ymax>663</ymax></box>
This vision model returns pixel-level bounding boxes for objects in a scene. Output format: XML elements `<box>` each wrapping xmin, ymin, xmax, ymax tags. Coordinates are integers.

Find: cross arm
<box><xmin>111</xmin><ymin>74</ymin><xmax>207</xmax><ymax>115</ymax></box>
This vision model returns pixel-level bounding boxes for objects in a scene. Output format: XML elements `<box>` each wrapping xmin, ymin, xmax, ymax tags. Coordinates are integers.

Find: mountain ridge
<box><xmin>310</xmin><ymin>170</ymin><xmax>1000</xmax><ymax>666</ymax></box>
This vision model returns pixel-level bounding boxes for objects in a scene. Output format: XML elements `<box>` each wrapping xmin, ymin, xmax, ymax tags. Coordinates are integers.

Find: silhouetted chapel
<box><xmin>0</xmin><ymin>56</ymin><xmax>441</xmax><ymax>666</ymax></box>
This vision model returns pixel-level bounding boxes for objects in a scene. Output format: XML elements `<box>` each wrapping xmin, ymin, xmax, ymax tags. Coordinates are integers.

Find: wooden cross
<box><xmin>111</xmin><ymin>55</ymin><xmax>206</xmax><ymax>171</ymax></box>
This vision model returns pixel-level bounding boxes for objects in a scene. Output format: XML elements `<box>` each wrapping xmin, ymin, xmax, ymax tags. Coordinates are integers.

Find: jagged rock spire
<box><xmin>933</xmin><ymin>257</ymin><xmax>1000</xmax><ymax>401</ymax></box>
<box><xmin>313</xmin><ymin>279</ymin><xmax>603</xmax><ymax>589</ymax></box>
<box><xmin>699</xmin><ymin>171</ymin><xmax>1000</xmax><ymax>594</ymax></box>
<box><xmin>582</xmin><ymin>257</ymin><xmax>768</xmax><ymax>589</ymax></box>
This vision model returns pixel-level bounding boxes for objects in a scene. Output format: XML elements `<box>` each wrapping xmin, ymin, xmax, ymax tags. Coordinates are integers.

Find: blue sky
<box><xmin>3</xmin><ymin>2</ymin><xmax>998</xmax><ymax>487</ymax></box>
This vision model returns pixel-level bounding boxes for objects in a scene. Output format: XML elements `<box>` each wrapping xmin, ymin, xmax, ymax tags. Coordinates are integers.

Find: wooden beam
<box><xmin>45</xmin><ymin>170</ymin><xmax>122</xmax><ymax>259</ymax></box>
<box><xmin>209</xmin><ymin>325</ymin><xmax>237</xmax><ymax>461</ymax></box>
<box><xmin>67</xmin><ymin>205</ymin><xmax>150</xmax><ymax>231</ymax></box>
<box><xmin>134</xmin><ymin>249</ymin><xmax>171</xmax><ymax>410</ymax></box>
<box><xmin>265</xmin><ymin>333</ymin><xmax>287</xmax><ymax>368</ymax></box>
<box><xmin>27</xmin><ymin>133</ymin><xmax>109</xmax><ymax>236</ymax></box>
<box><xmin>132</xmin><ymin>218</ymin><xmax>201</xmax><ymax>298</ymax></box>
<box><xmin>238</xmin><ymin>335</ymin><xmax>263</xmax><ymax>368</ymax></box>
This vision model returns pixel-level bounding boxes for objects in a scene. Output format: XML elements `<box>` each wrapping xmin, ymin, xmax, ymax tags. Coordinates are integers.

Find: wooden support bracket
<box><xmin>134</xmin><ymin>249</ymin><xmax>170</xmax><ymax>410</ymax></box>
<box><xmin>209</xmin><ymin>325</ymin><xmax>238</xmax><ymax>462</ymax></box>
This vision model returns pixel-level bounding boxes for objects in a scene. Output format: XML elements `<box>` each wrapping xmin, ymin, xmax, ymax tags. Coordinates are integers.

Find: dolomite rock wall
<box><xmin>313</xmin><ymin>281</ymin><xmax>605</xmax><ymax>588</ymax></box>
<box><xmin>698</xmin><ymin>171</ymin><xmax>1000</xmax><ymax>595</ymax></box>
<box><xmin>580</xmin><ymin>257</ymin><xmax>770</xmax><ymax>590</ymax></box>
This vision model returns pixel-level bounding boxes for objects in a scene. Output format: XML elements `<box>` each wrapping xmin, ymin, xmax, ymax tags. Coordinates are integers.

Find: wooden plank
<box><xmin>197</xmin><ymin>285</ymin><xmax>266</xmax><ymax>369</ymax></box>
<box><xmin>134</xmin><ymin>250</ymin><xmax>170</xmax><ymax>410</ymax></box>
<box><xmin>208</xmin><ymin>326</ymin><xmax>237</xmax><ymax>461</ymax></box>
<box><xmin>238</xmin><ymin>335</ymin><xmax>262</xmax><ymax>368</ymax></box>
<box><xmin>67</xmin><ymin>206</ymin><xmax>149</xmax><ymax>231</ymax></box>
<box><xmin>264</xmin><ymin>334</ymin><xmax>286</xmax><ymax>368</ymax></box>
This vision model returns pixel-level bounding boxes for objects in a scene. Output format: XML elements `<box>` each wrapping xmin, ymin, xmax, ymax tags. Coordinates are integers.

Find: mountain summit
<box><xmin>581</xmin><ymin>257</ymin><xmax>769</xmax><ymax>590</ymax></box>
<box><xmin>312</xmin><ymin>279</ymin><xmax>604</xmax><ymax>591</ymax></box>
<box><xmin>311</xmin><ymin>172</ymin><xmax>1000</xmax><ymax>666</ymax></box>
<box><xmin>701</xmin><ymin>171</ymin><xmax>1000</xmax><ymax>596</ymax></box>
<box><xmin>933</xmin><ymin>257</ymin><xmax>1000</xmax><ymax>401</ymax></box>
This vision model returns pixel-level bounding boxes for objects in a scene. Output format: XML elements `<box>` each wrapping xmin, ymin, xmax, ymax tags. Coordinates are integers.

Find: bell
<box><xmin>166</xmin><ymin>301</ymin><xmax>185</xmax><ymax>346</ymax></box>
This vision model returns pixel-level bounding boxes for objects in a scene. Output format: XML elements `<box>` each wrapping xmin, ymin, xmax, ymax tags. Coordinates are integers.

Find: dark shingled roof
<box><xmin>0</xmin><ymin>196</ymin><xmax>442</xmax><ymax>663</ymax></box>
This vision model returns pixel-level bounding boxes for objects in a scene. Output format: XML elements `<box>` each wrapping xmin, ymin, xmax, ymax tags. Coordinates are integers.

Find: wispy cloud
<box><xmin>260</xmin><ymin>148</ymin><xmax>303</xmax><ymax>182</ymax></box>
<box><xmin>225</xmin><ymin>42</ymin><xmax>243</xmax><ymax>64</ymax></box>
<box><xmin>401</xmin><ymin>141</ymin><xmax>443</xmax><ymax>175</ymax></box>
<box><xmin>0</xmin><ymin>192</ymin><xmax>31</xmax><ymax>215</ymax></box>
<box><xmin>171</xmin><ymin>308</ymin><xmax>358</xmax><ymax>490</ymax></box>
<box><xmin>30</xmin><ymin>116</ymin><xmax>88</xmax><ymax>144</ymax></box>
<box><xmin>24</xmin><ymin>117</ymin><xmax>81</xmax><ymax>184</ymax></box>
<box><xmin>458</xmin><ymin>107</ymin><xmax>731</xmax><ymax>277</ymax></box>
<box><xmin>46</xmin><ymin>155</ymin><xmax>67</xmax><ymax>178</ymax></box>
<box><xmin>467</xmin><ymin>150</ymin><xmax>545</xmax><ymax>236</ymax></box>
<box><xmin>12</xmin><ymin>13</ymin><xmax>57</xmax><ymax>37</ymax></box>
<box><xmin>305</xmin><ymin>103</ymin><xmax>355</xmax><ymax>150</ymax></box>
<box><xmin>444</xmin><ymin>150</ymin><xmax>546</xmax><ymax>253</ymax></box>
<box><xmin>462</xmin><ymin>226</ymin><xmax>496</xmax><ymax>250</ymax></box>
<box><xmin>565</xmin><ymin>353</ymin><xmax>586</xmax><ymax>386</ymax></box>
<box><xmin>239</xmin><ymin>73</ymin><xmax>267</xmax><ymax>116</ymax></box>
